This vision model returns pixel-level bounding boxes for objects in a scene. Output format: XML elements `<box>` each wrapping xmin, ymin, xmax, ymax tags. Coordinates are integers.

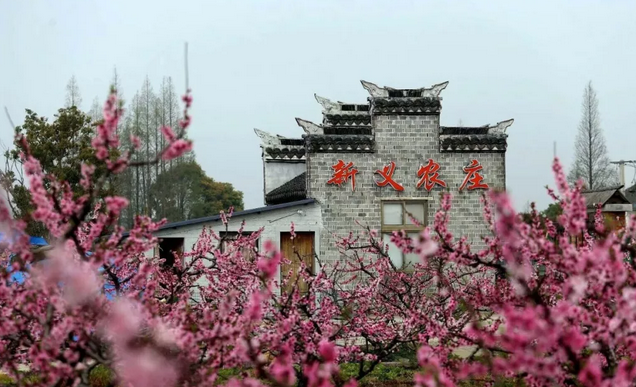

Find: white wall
<box><xmin>264</xmin><ymin>161</ymin><xmax>306</xmax><ymax>195</ymax></box>
<box><xmin>152</xmin><ymin>201</ymin><xmax>322</xmax><ymax>265</ymax></box>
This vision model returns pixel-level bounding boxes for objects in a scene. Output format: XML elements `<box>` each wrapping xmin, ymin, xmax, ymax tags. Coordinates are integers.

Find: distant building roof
<box><xmin>265</xmin><ymin>172</ymin><xmax>306</xmax><ymax>205</ymax></box>
<box><xmin>625</xmin><ymin>184</ymin><xmax>636</xmax><ymax>209</ymax></box>
<box><xmin>580</xmin><ymin>185</ymin><xmax>630</xmax><ymax>210</ymax></box>
<box><xmin>154</xmin><ymin>198</ymin><xmax>316</xmax><ymax>232</ymax></box>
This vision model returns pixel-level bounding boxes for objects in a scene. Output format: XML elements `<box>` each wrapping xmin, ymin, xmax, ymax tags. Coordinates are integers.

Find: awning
<box><xmin>0</xmin><ymin>232</ymin><xmax>48</xmax><ymax>246</ymax></box>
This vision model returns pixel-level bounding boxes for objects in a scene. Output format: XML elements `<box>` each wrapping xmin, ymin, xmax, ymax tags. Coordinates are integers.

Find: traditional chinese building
<box><xmin>580</xmin><ymin>185</ymin><xmax>631</xmax><ymax>231</ymax></box>
<box><xmin>149</xmin><ymin>80</ymin><xmax>513</xmax><ymax>274</ymax></box>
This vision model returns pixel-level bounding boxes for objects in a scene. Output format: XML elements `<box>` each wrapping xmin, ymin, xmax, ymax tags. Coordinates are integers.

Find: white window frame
<box><xmin>380</xmin><ymin>198</ymin><xmax>430</xmax><ymax>270</ymax></box>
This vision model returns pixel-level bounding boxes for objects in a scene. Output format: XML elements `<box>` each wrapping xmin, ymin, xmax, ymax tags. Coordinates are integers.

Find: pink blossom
<box><xmin>34</xmin><ymin>244</ymin><xmax>101</xmax><ymax>305</ymax></box>
<box><xmin>161</xmin><ymin>125</ymin><xmax>177</xmax><ymax>142</ymax></box>
<box><xmin>106</xmin><ymin>196</ymin><xmax>129</xmax><ymax>215</ymax></box>
<box><xmin>130</xmin><ymin>135</ymin><xmax>141</xmax><ymax>149</ymax></box>
<box><xmin>7</xmin><ymin>91</ymin><xmax>636</xmax><ymax>387</ymax></box>
<box><xmin>116</xmin><ymin>347</ymin><xmax>179</xmax><ymax>387</ymax></box>
<box><xmin>80</xmin><ymin>163</ymin><xmax>95</xmax><ymax>189</ymax></box>
<box><xmin>246</xmin><ymin>291</ymin><xmax>263</xmax><ymax>321</ymax></box>
<box><xmin>104</xmin><ymin>298</ymin><xmax>143</xmax><ymax>343</ymax></box>
<box><xmin>257</xmin><ymin>241</ymin><xmax>281</xmax><ymax>279</ymax></box>
<box><xmin>318</xmin><ymin>339</ymin><xmax>338</xmax><ymax>362</ymax></box>
<box><xmin>578</xmin><ymin>355</ymin><xmax>602</xmax><ymax>386</ymax></box>
<box><xmin>567</xmin><ymin>275</ymin><xmax>588</xmax><ymax>303</ymax></box>
<box><xmin>162</xmin><ymin>139</ymin><xmax>193</xmax><ymax>160</ymax></box>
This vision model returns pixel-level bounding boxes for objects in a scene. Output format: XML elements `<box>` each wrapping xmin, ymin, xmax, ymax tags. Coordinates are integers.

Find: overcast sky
<box><xmin>2</xmin><ymin>1</ymin><xmax>636</xmax><ymax>212</ymax></box>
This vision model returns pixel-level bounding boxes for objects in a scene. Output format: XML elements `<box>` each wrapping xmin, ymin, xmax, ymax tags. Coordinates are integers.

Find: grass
<box><xmin>0</xmin><ymin>366</ymin><xmax>113</xmax><ymax>387</ymax></box>
<box><xmin>0</xmin><ymin>359</ymin><xmax>523</xmax><ymax>387</ymax></box>
<box><xmin>88</xmin><ymin>365</ymin><xmax>113</xmax><ymax>387</ymax></box>
<box><xmin>340</xmin><ymin>363</ymin><xmax>417</xmax><ymax>386</ymax></box>
<box><xmin>0</xmin><ymin>372</ymin><xmax>40</xmax><ymax>386</ymax></box>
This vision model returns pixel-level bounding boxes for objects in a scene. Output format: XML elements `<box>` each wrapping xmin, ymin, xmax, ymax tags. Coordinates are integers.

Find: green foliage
<box><xmin>150</xmin><ymin>161</ymin><xmax>243</xmax><ymax>223</ymax></box>
<box><xmin>541</xmin><ymin>203</ymin><xmax>562</xmax><ymax>221</ymax></box>
<box><xmin>0</xmin><ymin>374</ymin><xmax>12</xmax><ymax>386</ymax></box>
<box><xmin>518</xmin><ymin>202</ymin><xmax>565</xmax><ymax>238</ymax></box>
<box><xmin>214</xmin><ymin>368</ymin><xmax>248</xmax><ymax>385</ymax></box>
<box><xmin>190</xmin><ymin>176</ymin><xmax>244</xmax><ymax>219</ymax></box>
<box><xmin>4</xmin><ymin>106</ymin><xmax>118</xmax><ymax>238</ymax></box>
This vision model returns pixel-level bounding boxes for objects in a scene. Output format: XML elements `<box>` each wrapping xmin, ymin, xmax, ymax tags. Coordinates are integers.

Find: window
<box><xmin>381</xmin><ymin>200</ymin><xmax>428</xmax><ymax>269</ymax></box>
<box><xmin>157</xmin><ymin>237</ymin><xmax>184</xmax><ymax>267</ymax></box>
<box><xmin>218</xmin><ymin>232</ymin><xmax>259</xmax><ymax>261</ymax></box>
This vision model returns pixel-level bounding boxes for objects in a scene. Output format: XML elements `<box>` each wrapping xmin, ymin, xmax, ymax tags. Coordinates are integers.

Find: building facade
<box><xmin>152</xmin><ymin>80</ymin><xmax>514</xmax><ymax>275</ymax></box>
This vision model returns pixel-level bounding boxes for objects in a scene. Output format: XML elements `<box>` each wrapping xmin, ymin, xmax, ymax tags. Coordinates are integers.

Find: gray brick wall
<box><xmin>307</xmin><ymin>114</ymin><xmax>505</xmax><ymax>263</ymax></box>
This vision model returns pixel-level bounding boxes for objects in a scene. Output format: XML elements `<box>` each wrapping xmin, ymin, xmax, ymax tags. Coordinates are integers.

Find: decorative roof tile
<box><xmin>439</xmin><ymin>122</ymin><xmax>514</xmax><ymax>153</ymax></box>
<box><xmin>324</xmin><ymin>114</ymin><xmax>371</xmax><ymax>127</ymax></box>
<box><xmin>264</xmin><ymin>147</ymin><xmax>306</xmax><ymax>160</ymax></box>
<box><xmin>440</xmin><ymin>127</ymin><xmax>490</xmax><ymax>135</ymax></box>
<box><xmin>625</xmin><ymin>184</ymin><xmax>636</xmax><ymax>206</ymax></box>
<box><xmin>314</xmin><ymin>94</ymin><xmax>369</xmax><ymax>115</ymax></box>
<box><xmin>255</xmin><ymin>128</ymin><xmax>306</xmax><ymax>160</ymax></box>
<box><xmin>372</xmin><ymin>98</ymin><xmax>442</xmax><ymax>115</ymax></box>
<box><xmin>361</xmin><ymin>80</ymin><xmax>449</xmax><ymax>99</ymax></box>
<box><xmin>323</xmin><ymin>127</ymin><xmax>372</xmax><ymax>135</ymax></box>
<box><xmin>439</xmin><ymin>134</ymin><xmax>508</xmax><ymax>153</ymax></box>
<box><xmin>306</xmin><ymin>135</ymin><xmax>375</xmax><ymax>153</ymax></box>
<box><xmin>265</xmin><ymin>172</ymin><xmax>307</xmax><ymax>205</ymax></box>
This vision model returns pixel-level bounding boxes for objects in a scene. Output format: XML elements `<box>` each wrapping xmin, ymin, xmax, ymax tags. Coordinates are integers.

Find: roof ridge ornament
<box><xmin>295</xmin><ymin>118</ymin><xmax>323</xmax><ymax>135</ymax></box>
<box><xmin>421</xmin><ymin>81</ymin><xmax>449</xmax><ymax>98</ymax></box>
<box><xmin>360</xmin><ymin>80</ymin><xmax>389</xmax><ymax>98</ymax></box>
<box><xmin>360</xmin><ymin>80</ymin><xmax>449</xmax><ymax>98</ymax></box>
<box><xmin>254</xmin><ymin>128</ymin><xmax>283</xmax><ymax>148</ymax></box>
<box><xmin>314</xmin><ymin>94</ymin><xmax>340</xmax><ymax>113</ymax></box>
<box><xmin>487</xmin><ymin>119</ymin><xmax>514</xmax><ymax>135</ymax></box>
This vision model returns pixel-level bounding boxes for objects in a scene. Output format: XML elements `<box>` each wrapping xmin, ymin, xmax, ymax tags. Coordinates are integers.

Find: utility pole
<box><xmin>610</xmin><ymin>160</ymin><xmax>636</xmax><ymax>190</ymax></box>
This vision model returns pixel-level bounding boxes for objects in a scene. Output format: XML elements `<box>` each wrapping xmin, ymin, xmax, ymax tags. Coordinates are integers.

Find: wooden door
<box><xmin>604</xmin><ymin>212</ymin><xmax>626</xmax><ymax>231</ymax></box>
<box><xmin>280</xmin><ymin>232</ymin><xmax>315</xmax><ymax>294</ymax></box>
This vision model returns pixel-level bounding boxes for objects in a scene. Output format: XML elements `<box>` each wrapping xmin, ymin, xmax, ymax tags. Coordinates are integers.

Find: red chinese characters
<box><xmin>417</xmin><ymin>159</ymin><xmax>447</xmax><ymax>191</ymax></box>
<box><xmin>459</xmin><ymin>159</ymin><xmax>489</xmax><ymax>191</ymax></box>
<box><xmin>327</xmin><ymin>160</ymin><xmax>358</xmax><ymax>191</ymax></box>
<box><xmin>326</xmin><ymin>158</ymin><xmax>489</xmax><ymax>192</ymax></box>
<box><xmin>374</xmin><ymin>161</ymin><xmax>404</xmax><ymax>191</ymax></box>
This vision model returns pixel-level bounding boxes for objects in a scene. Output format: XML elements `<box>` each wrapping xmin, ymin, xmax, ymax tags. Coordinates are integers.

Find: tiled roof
<box><xmin>372</xmin><ymin>98</ymin><xmax>442</xmax><ymax>115</ymax></box>
<box><xmin>440</xmin><ymin>135</ymin><xmax>508</xmax><ymax>153</ymax></box>
<box><xmin>323</xmin><ymin>127</ymin><xmax>372</xmax><ymax>135</ymax></box>
<box><xmin>324</xmin><ymin>114</ymin><xmax>371</xmax><ymax>127</ymax></box>
<box><xmin>254</xmin><ymin>129</ymin><xmax>306</xmax><ymax>161</ymax></box>
<box><xmin>265</xmin><ymin>172</ymin><xmax>307</xmax><ymax>205</ymax></box>
<box><xmin>440</xmin><ymin>127</ymin><xmax>490</xmax><ymax>135</ymax></box>
<box><xmin>581</xmin><ymin>185</ymin><xmax>628</xmax><ymax>209</ymax></box>
<box><xmin>306</xmin><ymin>135</ymin><xmax>375</xmax><ymax>153</ymax></box>
<box><xmin>439</xmin><ymin>126</ymin><xmax>508</xmax><ymax>153</ymax></box>
<box><xmin>340</xmin><ymin>104</ymin><xmax>370</xmax><ymax>112</ymax></box>
<box><xmin>264</xmin><ymin>147</ymin><xmax>305</xmax><ymax>160</ymax></box>
<box><xmin>625</xmin><ymin>184</ymin><xmax>636</xmax><ymax>206</ymax></box>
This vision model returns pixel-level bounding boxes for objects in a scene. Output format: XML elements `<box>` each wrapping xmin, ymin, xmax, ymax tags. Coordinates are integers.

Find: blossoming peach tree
<box><xmin>2</xmin><ymin>90</ymin><xmax>636</xmax><ymax>387</ymax></box>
